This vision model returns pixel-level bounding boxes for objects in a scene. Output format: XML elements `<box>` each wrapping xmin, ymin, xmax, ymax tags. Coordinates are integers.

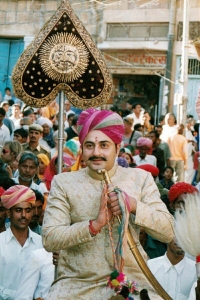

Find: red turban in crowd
<box><xmin>136</xmin><ymin>137</ymin><xmax>153</xmax><ymax>148</ymax></box>
<box><xmin>1</xmin><ymin>185</ymin><xmax>36</xmax><ymax>209</ymax></box>
<box><xmin>77</xmin><ymin>108</ymin><xmax>124</xmax><ymax>145</ymax></box>
<box><xmin>169</xmin><ymin>182</ymin><xmax>198</xmax><ymax>202</ymax></box>
<box><xmin>136</xmin><ymin>164</ymin><xmax>159</xmax><ymax>177</ymax></box>
<box><xmin>0</xmin><ymin>187</ymin><xmax>5</xmax><ymax>198</ymax></box>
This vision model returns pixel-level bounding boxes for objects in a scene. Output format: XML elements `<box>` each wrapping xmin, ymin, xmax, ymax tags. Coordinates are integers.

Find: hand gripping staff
<box><xmin>97</xmin><ymin>169</ymin><xmax>172</xmax><ymax>300</ymax></box>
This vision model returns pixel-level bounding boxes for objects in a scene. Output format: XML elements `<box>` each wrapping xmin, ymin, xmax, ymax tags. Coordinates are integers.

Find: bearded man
<box><xmin>42</xmin><ymin>108</ymin><xmax>174</xmax><ymax>300</ymax></box>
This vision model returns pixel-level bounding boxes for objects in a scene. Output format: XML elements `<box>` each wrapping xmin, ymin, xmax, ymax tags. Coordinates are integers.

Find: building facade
<box><xmin>0</xmin><ymin>0</ymin><xmax>200</xmax><ymax>120</ymax></box>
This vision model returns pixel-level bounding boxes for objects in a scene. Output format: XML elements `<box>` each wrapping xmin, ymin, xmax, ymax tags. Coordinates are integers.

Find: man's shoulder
<box><xmin>39</xmin><ymin>144</ymin><xmax>50</xmax><ymax>153</ymax></box>
<box><xmin>147</xmin><ymin>255</ymin><xmax>165</xmax><ymax>266</ymax></box>
<box><xmin>184</xmin><ymin>256</ymin><xmax>196</xmax><ymax>267</ymax></box>
<box><xmin>54</xmin><ymin>168</ymin><xmax>86</xmax><ymax>182</ymax></box>
<box><xmin>29</xmin><ymin>228</ymin><xmax>43</xmax><ymax>244</ymax></box>
<box><xmin>22</xmin><ymin>143</ymin><xmax>29</xmax><ymax>150</ymax></box>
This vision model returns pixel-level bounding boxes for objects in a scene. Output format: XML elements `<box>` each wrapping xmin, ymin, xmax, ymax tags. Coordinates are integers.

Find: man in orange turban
<box><xmin>0</xmin><ymin>185</ymin><xmax>43</xmax><ymax>299</ymax></box>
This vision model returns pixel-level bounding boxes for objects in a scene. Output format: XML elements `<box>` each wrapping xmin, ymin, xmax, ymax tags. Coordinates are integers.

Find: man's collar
<box><xmin>26</xmin><ymin>143</ymin><xmax>40</xmax><ymax>151</ymax></box>
<box><xmin>5</xmin><ymin>226</ymin><xmax>37</xmax><ymax>244</ymax></box>
<box><xmin>163</xmin><ymin>253</ymin><xmax>186</xmax><ymax>275</ymax></box>
<box><xmin>87</xmin><ymin>164</ymin><xmax>117</xmax><ymax>181</ymax></box>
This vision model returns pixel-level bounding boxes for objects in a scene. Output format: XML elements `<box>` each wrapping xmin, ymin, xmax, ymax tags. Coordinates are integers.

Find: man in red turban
<box><xmin>169</xmin><ymin>182</ymin><xmax>198</xmax><ymax>211</ymax></box>
<box><xmin>43</xmin><ymin>108</ymin><xmax>174</xmax><ymax>300</ymax></box>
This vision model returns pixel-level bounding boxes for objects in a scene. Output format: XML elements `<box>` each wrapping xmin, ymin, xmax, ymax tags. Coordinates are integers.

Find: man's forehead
<box><xmin>12</xmin><ymin>201</ymin><xmax>32</xmax><ymax>209</ymax></box>
<box><xmin>83</xmin><ymin>130</ymin><xmax>113</xmax><ymax>143</ymax></box>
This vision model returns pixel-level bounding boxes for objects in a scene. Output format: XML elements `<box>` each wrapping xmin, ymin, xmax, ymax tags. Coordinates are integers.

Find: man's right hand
<box><xmin>91</xmin><ymin>185</ymin><xmax>112</xmax><ymax>233</ymax></box>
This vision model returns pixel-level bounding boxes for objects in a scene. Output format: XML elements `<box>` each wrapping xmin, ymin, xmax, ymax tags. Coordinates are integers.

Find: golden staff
<box><xmin>98</xmin><ymin>169</ymin><xmax>172</xmax><ymax>300</ymax></box>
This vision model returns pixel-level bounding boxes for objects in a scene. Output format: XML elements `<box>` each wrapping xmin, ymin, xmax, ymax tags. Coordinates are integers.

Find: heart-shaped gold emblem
<box><xmin>12</xmin><ymin>0</ymin><xmax>112</xmax><ymax>108</ymax></box>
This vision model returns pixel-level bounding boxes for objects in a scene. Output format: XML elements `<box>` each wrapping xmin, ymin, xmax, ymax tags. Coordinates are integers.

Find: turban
<box><xmin>77</xmin><ymin>108</ymin><xmax>124</xmax><ymax>145</ymax></box>
<box><xmin>137</xmin><ymin>137</ymin><xmax>153</xmax><ymax>148</ymax></box>
<box><xmin>169</xmin><ymin>182</ymin><xmax>198</xmax><ymax>202</ymax></box>
<box><xmin>37</xmin><ymin>116</ymin><xmax>53</xmax><ymax>128</ymax></box>
<box><xmin>37</xmin><ymin>154</ymin><xmax>50</xmax><ymax>166</ymax></box>
<box><xmin>0</xmin><ymin>187</ymin><xmax>5</xmax><ymax>197</ymax></box>
<box><xmin>136</xmin><ymin>164</ymin><xmax>159</xmax><ymax>177</ymax></box>
<box><xmin>117</xmin><ymin>157</ymin><xmax>129</xmax><ymax>168</ymax></box>
<box><xmin>1</xmin><ymin>185</ymin><xmax>36</xmax><ymax>209</ymax></box>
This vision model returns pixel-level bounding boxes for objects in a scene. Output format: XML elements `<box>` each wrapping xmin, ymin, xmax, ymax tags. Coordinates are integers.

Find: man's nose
<box><xmin>93</xmin><ymin>145</ymin><xmax>101</xmax><ymax>155</ymax></box>
<box><xmin>21</xmin><ymin>209</ymin><xmax>26</xmax><ymax>217</ymax></box>
<box><xmin>33</xmin><ymin>207</ymin><xmax>38</xmax><ymax>215</ymax></box>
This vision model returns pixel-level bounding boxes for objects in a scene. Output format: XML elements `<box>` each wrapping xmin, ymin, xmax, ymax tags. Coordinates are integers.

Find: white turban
<box><xmin>37</xmin><ymin>117</ymin><xmax>53</xmax><ymax>128</ymax></box>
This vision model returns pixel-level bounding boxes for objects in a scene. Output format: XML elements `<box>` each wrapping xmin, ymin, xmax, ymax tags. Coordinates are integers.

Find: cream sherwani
<box><xmin>42</xmin><ymin>165</ymin><xmax>174</xmax><ymax>300</ymax></box>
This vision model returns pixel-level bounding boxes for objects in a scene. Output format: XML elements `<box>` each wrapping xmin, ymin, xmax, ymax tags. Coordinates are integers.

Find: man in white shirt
<box><xmin>9</xmin><ymin>103</ymin><xmax>22</xmax><ymax>128</ymax></box>
<box><xmin>126</xmin><ymin>102</ymin><xmax>144</xmax><ymax>127</ymax></box>
<box><xmin>147</xmin><ymin>239</ymin><xmax>197</xmax><ymax>300</ymax></box>
<box><xmin>0</xmin><ymin>107</ymin><xmax>10</xmax><ymax>148</ymax></box>
<box><xmin>0</xmin><ymin>185</ymin><xmax>43</xmax><ymax>299</ymax></box>
<box><xmin>133</xmin><ymin>137</ymin><xmax>157</xmax><ymax>166</ymax></box>
<box><xmin>14</xmin><ymin>248</ymin><xmax>55</xmax><ymax>300</ymax></box>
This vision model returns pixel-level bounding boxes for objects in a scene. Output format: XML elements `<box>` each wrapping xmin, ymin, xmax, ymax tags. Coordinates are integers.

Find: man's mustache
<box><xmin>88</xmin><ymin>156</ymin><xmax>107</xmax><ymax>161</ymax></box>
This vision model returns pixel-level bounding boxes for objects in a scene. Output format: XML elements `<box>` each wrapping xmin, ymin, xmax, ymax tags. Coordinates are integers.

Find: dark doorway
<box><xmin>112</xmin><ymin>74</ymin><xmax>160</xmax><ymax>121</ymax></box>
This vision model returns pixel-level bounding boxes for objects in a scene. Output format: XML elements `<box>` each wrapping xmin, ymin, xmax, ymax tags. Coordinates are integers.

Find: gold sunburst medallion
<box><xmin>39</xmin><ymin>32</ymin><xmax>89</xmax><ymax>82</ymax></box>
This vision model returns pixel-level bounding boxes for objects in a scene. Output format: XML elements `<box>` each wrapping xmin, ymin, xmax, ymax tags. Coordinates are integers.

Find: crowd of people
<box><xmin>0</xmin><ymin>88</ymin><xmax>200</xmax><ymax>300</ymax></box>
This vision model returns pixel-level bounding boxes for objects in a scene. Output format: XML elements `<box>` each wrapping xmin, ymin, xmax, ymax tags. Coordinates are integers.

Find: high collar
<box><xmin>86</xmin><ymin>164</ymin><xmax>117</xmax><ymax>181</ymax></box>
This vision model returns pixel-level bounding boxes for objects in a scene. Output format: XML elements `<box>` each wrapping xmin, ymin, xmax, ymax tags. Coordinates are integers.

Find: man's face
<box><xmin>147</xmin><ymin>133</ymin><xmax>156</xmax><ymax>144</ymax></box>
<box><xmin>138</xmin><ymin>146</ymin><xmax>149</xmax><ymax>159</ymax></box>
<box><xmin>155</xmin><ymin>126</ymin><xmax>163</xmax><ymax>135</ymax></box>
<box><xmin>28</xmin><ymin>114</ymin><xmax>35</xmax><ymax>123</ymax></box>
<box><xmin>18</xmin><ymin>159</ymin><xmax>37</xmax><ymax>182</ymax></box>
<box><xmin>14</xmin><ymin>133</ymin><xmax>26</xmax><ymax>144</ymax></box>
<box><xmin>174</xmin><ymin>194</ymin><xmax>185</xmax><ymax>210</ymax></box>
<box><xmin>65</xmin><ymin>102</ymin><xmax>70</xmax><ymax>112</ymax></box>
<box><xmin>1</xmin><ymin>145</ymin><xmax>15</xmax><ymax>163</ymax></box>
<box><xmin>0</xmin><ymin>113</ymin><xmax>5</xmax><ymax>125</ymax></box>
<box><xmin>12</xmin><ymin>106</ymin><xmax>20</xmax><ymax>116</ymax></box>
<box><xmin>168</xmin><ymin>239</ymin><xmax>184</xmax><ymax>256</ymax></box>
<box><xmin>30</xmin><ymin>200</ymin><xmax>43</xmax><ymax>226</ymax></box>
<box><xmin>126</xmin><ymin>103</ymin><xmax>133</xmax><ymax>111</ymax></box>
<box><xmin>6</xmin><ymin>89</ymin><xmax>11</xmax><ymax>96</ymax></box>
<box><xmin>0</xmin><ymin>202</ymin><xmax>6</xmax><ymax>228</ymax></box>
<box><xmin>7</xmin><ymin>202</ymin><xmax>33</xmax><ymax>230</ymax></box>
<box><xmin>42</xmin><ymin>124</ymin><xmax>50</xmax><ymax>135</ymax></box>
<box><xmin>3</xmin><ymin>104</ymin><xmax>9</xmax><ymax>112</ymax></box>
<box><xmin>82</xmin><ymin>130</ymin><xmax>120</xmax><ymax>172</ymax></box>
<box><xmin>143</xmin><ymin>113</ymin><xmax>150</xmax><ymax>123</ymax></box>
<box><xmin>167</xmin><ymin>115</ymin><xmax>176</xmax><ymax>126</ymax></box>
<box><xmin>133</xmin><ymin>105</ymin><xmax>141</xmax><ymax>115</ymax></box>
<box><xmin>29</xmin><ymin>130</ymin><xmax>42</xmax><ymax>144</ymax></box>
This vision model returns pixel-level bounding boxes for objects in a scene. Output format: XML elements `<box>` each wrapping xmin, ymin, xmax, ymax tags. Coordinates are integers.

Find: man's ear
<box><xmin>116</xmin><ymin>144</ymin><xmax>121</xmax><ymax>156</ymax></box>
<box><xmin>6</xmin><ymin>209</ymin><xmax>11</xmax><ymax>218</ymax></box>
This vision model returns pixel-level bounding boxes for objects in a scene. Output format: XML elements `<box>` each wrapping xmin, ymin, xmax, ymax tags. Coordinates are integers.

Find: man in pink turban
<box><xmin>133</xmin><ymin>137</ymin><xmax>157</xmax><ymax>167</ymax></box>
<box><xmin>42</xmin><ymin>108</ymin><xmax>174</xmax><ymax>300</ymax></box>
<box><xmin>0</xmin><ymin>185</ymin><xmax>43</xmax><ymax>299</ymax></box>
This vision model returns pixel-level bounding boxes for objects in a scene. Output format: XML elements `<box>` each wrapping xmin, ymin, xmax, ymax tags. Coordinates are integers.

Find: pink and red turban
<box><xmin>0</xmin><ymin>187</ymin><xmax>5</xmax><ymax>197</ymax></box>
<box><xmin>169</xmin><ymin>182</ymin><xmax>198</xmax><ymax>202</ymax></box>
<box><xmin>1</xmin><ymin>185</ymin><xmax>36</xmax><ymax>209</ymax></box>
<box><xmin>136</xmin><ymin>164</ymin><xmax>159</xmax><ymax>177</ymax></box>
<box><xmin>77</xmin><ymin>108</ymin><xmax>124</xmax><ymax>145</ymax></box>
<box><xmin>136</xmin><ymin>137</ymin><xmax>153</xmax><ymax>148</ymax></box>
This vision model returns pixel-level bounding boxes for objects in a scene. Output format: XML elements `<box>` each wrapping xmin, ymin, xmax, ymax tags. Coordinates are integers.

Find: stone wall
<box><xmin>0</xmin><ymin>0</ymin><xmax>101</xmax><ymax>39</ymax></box>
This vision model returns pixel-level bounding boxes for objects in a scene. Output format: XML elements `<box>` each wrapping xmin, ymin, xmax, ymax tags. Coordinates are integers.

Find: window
<box><xmin>107</xmin><ymin>23</ymin><xmax>169</xmax><ymax>41</ymax></box>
